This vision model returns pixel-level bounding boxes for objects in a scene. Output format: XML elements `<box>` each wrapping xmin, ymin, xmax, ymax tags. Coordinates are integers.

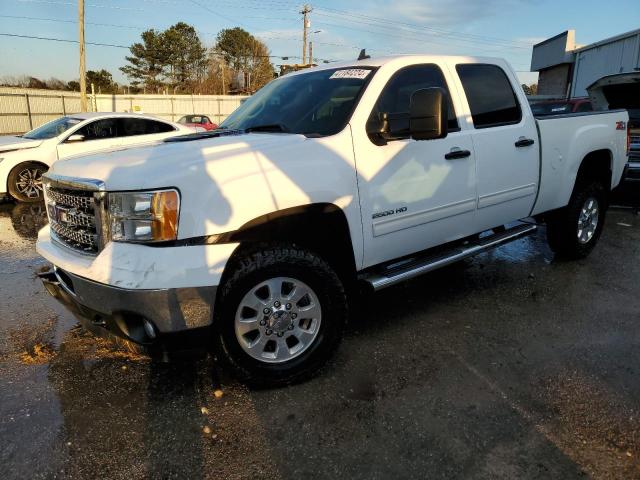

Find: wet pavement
<box><xmin>1</xmin><ymin>191</ymin><xmax>639</xmax><ymax>480</ymax></box>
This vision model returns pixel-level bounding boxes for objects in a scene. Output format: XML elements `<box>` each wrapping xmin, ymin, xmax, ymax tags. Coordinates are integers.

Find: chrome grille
<box><xmin>45</xmin><ymin>185</ymin><xmax>99</xmax><ymax>254</ymax></box>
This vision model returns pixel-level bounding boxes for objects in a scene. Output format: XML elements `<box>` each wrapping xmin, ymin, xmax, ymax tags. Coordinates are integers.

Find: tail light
<box><xmin>627</xmin><ymin>123</ymin><xmax>631</xmax><ymax>157</ymax></box>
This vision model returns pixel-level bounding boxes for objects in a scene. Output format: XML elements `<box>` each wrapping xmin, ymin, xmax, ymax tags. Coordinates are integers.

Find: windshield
<box><xmin>23</xmin><ymin>116</ymin><xmax>83</xmax><ymax>139</ymax></box>
<box><xmin>530</xmin><ymin>102</ymin><xmax>571</xmax><ymax>116</ymax></box>
<box><xmin>220</xmin><ymin>67</ymin><xmax>376</xmax><ymax>137</ymax></box>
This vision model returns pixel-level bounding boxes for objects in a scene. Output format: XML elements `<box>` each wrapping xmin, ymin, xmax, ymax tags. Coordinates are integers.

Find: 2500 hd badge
<box><xmin>372</xmin><ymin>206</ymin><xmax>408</xmax><ymax>219</ymax></box>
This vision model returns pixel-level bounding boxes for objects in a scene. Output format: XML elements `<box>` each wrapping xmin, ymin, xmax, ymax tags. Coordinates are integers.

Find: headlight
<box><xmin>108</xmin><ymin>189</ymin><xmax>179</xmax><ymax>242</ymax></box>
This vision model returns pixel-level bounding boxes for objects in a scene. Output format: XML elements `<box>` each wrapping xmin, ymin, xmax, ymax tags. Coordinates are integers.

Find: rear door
<box><xmin>454</xmin><ymin>63</ymin><xmax>539</xmax><ymax>232</ymax></box>
<box><xmin>118</xmin><ymin>118</ymin><xmax>179</xmax><ymax>147</ymax></box>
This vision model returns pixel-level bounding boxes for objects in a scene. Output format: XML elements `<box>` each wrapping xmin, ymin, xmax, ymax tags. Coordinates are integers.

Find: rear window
<box><xmin>456</xmin><ymin>64</ymin><xmax>522</xmax><ymax>128</ymax></box>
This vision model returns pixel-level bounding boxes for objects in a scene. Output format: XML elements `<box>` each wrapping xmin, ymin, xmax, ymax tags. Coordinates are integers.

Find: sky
<box><xmin>0</xmin><ymin>0</ymin><xmax>639</xmax><ymax>86</ymax></box>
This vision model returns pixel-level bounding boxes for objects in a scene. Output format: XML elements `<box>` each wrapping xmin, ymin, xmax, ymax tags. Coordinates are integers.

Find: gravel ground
<box><xmin>0</xmin><ymin>190</ymin><xmax>639</xmax><ymax>480</ymax></box>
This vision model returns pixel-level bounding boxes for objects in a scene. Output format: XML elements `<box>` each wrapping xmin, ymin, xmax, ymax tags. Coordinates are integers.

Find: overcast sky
<box><xmin>1</xmin><ymin>0</ymin><xmax>639</xmax><ymax>86</ymax></box>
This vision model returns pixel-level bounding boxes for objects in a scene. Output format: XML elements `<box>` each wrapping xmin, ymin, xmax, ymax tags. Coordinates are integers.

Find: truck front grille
<box><xmin>45</xmin><ymin>185</ymin><xmax>100</xmax><ymax>254</ymax></box>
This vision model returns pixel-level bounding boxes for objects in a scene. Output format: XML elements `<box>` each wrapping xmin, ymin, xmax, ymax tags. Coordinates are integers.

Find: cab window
<box><xmin>368</xmin><ymin>64</ymin><xmax>459</xmax><ymax>141</ymax></box>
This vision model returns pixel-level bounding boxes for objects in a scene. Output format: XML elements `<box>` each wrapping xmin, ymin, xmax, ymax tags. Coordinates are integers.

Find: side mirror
<box><xmin>409</xmin><ymin>87</ymin><xmax>448</xmax><ymax>141</ymax></box>
<box><xmin>66</xmin><ymin>134</ymin><xmax>85</xmax><ymax>143</ymax></box>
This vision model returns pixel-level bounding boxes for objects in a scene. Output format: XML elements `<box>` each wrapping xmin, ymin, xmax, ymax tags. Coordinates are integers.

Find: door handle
<box><xmin>515</xmin><ymin>137</ymin><xmax>535</xmax><ymax>148</ymax></box>
<box><xmin>445</xmin><ymin>148</ymin><xmax>471</xmax><ymax>160</ymax></box>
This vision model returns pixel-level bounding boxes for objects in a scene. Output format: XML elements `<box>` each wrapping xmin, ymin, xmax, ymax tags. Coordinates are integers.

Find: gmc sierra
<box><xmin>36</xmin><ymin>55</ymin><xmax>629</xmax><ymax>386</ymax></box>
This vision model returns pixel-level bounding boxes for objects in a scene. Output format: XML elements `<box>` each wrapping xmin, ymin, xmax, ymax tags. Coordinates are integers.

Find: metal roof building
<box><xmin>531</xmin><ymin>28</ymin><xmax>640</xmax><ymax>98</ymax></box>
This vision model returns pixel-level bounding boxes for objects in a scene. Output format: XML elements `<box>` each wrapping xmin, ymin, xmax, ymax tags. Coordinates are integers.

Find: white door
<box><xmin>454</xmin><ymin>63</ymin><xmax>539</xmax><ymax>232</ymax></box>
<box><xmin>57</xmin><ymin>118</ymin><xmax>122</xmax><ymax>159</ymax></box>
<box><xmin>354</xmin><ymin>64</ymin><xmax>478</xmax><ymax>268</ymax></box>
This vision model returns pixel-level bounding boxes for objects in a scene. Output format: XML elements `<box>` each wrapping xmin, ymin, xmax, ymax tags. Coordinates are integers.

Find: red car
<box><xmin>177</xmin><ymin>115</ymin><xmax>218</xmax><ymax>131</ymax></box>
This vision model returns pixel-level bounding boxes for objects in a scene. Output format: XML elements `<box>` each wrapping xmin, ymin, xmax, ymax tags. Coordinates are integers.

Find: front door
<box><xmin>354</xmin><ymin>63</ymin><xmax>478</xmax><ymax>268</ymax></box>
<box><xmin>57</xmin><ymin>118</ymin><xmax>121</xmax><ymax>159</ymax></box>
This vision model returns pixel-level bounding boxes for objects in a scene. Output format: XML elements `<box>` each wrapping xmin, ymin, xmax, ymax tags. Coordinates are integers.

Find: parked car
<box><xmin>37</xmin><ymin>55</ymin><xmax>629</xmax><ymax>387</ymax></box>
<box><xmin>0</xmin><ymin>113</ymin><xmax>195</xmax><ymax>202</ymax></box>
<box><xmin>177</xmin><ymin>114</ymin><xmax>218</xmax><ymax>131</ymax></box>
<box><xmin>587</xmin><ymin>72</ymin><xmax>640</xmax><ymax>182</ymax></box>
<box><xmin>530</xmin><ymin>97</ymin><xmax>592</xmax><ymax>116</ymax></box>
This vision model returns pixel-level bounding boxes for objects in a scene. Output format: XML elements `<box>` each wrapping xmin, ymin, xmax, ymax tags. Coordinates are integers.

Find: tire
<box><xmin>8</xmin><ymin>162</ymin><xmax>48</xmax><ymax>203</ymax></box>
<box><xmin>546</xmin><ymin>180</ymin><xmax>607</xmax><ymax>259</ymax></box>
<box><xmin>214</xmin><ymin>244</ymin><xmax>347</xmax><ymax>387</ymax></box>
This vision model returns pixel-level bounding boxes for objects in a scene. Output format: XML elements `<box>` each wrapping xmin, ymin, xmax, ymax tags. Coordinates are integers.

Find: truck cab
<box><xmin>36</xmin><ymin>55</ymin><xmax>629</xmax><ymax>386</ymax></box>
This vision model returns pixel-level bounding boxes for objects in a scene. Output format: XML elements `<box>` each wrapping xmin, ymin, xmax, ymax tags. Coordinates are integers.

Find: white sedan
<box><xmin>0</xmin><ymin>112</ymin><xmax>199</xmax><ymax>202</ymax></box>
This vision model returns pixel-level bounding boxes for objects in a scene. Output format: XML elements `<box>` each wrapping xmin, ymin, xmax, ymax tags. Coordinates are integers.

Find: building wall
<box><xmin>571</xmin><ymin>31</ymin><xmax>640</xmax><ymax>97</ymax></box>
<box><xmin>537</xmin><ymin>64</ymin><xmax>572</xmax><ymax>97</ymax></box>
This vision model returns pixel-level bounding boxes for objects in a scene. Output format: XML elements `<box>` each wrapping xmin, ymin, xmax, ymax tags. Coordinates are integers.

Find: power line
<box><xmin>0</xmin><ymin>32</ymin><xmax>130</xmax><ymax>48</ymax></box>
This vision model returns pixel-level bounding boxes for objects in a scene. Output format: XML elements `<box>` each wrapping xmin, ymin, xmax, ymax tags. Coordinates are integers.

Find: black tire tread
<box><xmin>214</xmin><ymin>243</ymin><xmax>347</xmax><ymax>388</ymax></box>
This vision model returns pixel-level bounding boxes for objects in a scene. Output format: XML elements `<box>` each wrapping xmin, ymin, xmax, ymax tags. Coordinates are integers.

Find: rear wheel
<box><xmin>214</xmin><ymin>244</ymin><xmax>347</xmax><ymax>387</ymax></box>
<box><xmin>8</xmin><ymin>162</ymin><xmax>48</xmax><ymax>203</ymax></box>
<box><xmin>546</xmin><ymin>180</ymin><xmax>607</xmax><ymax>259</ymax></box>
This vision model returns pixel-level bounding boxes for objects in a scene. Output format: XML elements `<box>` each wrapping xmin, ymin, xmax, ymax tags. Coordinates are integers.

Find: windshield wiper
<box><xmin>244</xmin><ymin>123</ymin><xmax>289</xmax><ymax>133</ymax></box>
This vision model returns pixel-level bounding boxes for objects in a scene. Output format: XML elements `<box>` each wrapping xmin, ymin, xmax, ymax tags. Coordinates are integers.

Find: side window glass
<box><xmin>456</xmin><ymin>64</ymin><xmax>522</xmax><ymax>128</ymax></box>
<box><xmin>74</xmin><ymin>119</ymin><xmax>119</xmax><ymax>141</ymax></box>
<box><xmin>147</xmin><ymin>120</ymin><xmax>175</xmax><ymax>133</ymax></box>
<box><xmin>119</xmin><ymin>118</ymin><xmax>175</xmax><ymax>136</ymax></box>
<box><xmin>368</xmin><ymin>64</ymin><xmax>459</xmax><ymax>141</ymax></box>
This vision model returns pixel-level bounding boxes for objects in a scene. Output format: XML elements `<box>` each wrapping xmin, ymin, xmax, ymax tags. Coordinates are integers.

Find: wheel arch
<box><xmin>221</xmin><ymin>203</ymin><xmax>358</xmax><ymax>286</ymax></box>
<box><xmin>575</xmin><ymin>149</ymin><xmax>613</xmax><ymax>190</ymax></box>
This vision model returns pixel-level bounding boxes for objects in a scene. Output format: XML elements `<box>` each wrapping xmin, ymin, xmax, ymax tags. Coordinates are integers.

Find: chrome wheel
<box><xmin>15</xmin><ymin>167</ymin><xmax>44</xmax><ymax>199</ymax></box>
<box><xmin>577</xmin><ymin>196</ymin><xmax>599</xmax><ymax>244</ymax></box>
<box><xmin>235</xmin><ymin>277</ymin><xmax>322</xmax><ymax>364</ymax></box>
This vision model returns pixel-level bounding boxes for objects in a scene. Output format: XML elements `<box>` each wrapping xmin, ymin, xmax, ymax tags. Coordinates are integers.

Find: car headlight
<box><xmin>108</xmin><ymin>189</ymin><xmax>180</xmax><ymax>242</ymax></box>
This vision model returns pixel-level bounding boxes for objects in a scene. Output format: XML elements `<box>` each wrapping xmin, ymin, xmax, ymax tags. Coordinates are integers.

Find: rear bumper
<box><xmin>39</xmin><ymin>267</ymin><xmax>217</xmax><ymax>348</ymax></box>
<box><xmin>624</xmin><ymin>161</ymin><xmax>640</xmax><ymax>182</ymax></box>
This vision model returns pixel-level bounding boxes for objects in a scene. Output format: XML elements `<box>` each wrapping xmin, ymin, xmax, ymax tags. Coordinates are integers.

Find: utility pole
<box><xmin>78</xmin><ymin>0</ymin><xmax>87</xmax><ymax>112</ymax></box>
<box><xmin>300</xmin><ymin>4</ymin><xmax>312</xmax><ymax>65</ymax></box>
<box><xmin>309</xmin><ymin>41</ymin><xmax>313</xmax><ymax>65</ymax></box>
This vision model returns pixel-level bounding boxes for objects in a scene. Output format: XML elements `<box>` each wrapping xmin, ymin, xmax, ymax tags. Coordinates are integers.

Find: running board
<box><xmin>361</xmin><ymin>223</ymin><xmax>537</xmax><ymax>291</ymax></box>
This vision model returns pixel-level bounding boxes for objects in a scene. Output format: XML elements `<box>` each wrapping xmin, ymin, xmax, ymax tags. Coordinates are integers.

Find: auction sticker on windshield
<box><xmin>330</xmin><ymin>69</ymin><xmax>371</xmax><ymax>80</ymax></box>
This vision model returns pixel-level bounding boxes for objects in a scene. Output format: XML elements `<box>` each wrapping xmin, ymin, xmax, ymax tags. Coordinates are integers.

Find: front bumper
<box><xmin>39</xmin><ymin>267</ymin><xmax>217</xmax><ymax>348</ymax></box>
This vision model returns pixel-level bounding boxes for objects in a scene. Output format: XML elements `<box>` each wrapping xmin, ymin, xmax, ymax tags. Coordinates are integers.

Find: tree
<box><xmin>27</xmin><ymin>77</ymin><xmax>47</xmax><ymax>89</ymax></box>
<box><xmin>120</xmin><ymin>29</ymin><xmax>167</xmax><ymax>92</ymax></box>
<box><xmin>66</xmin><ymin>80</ymin><xmax>80</xmax><ymax>92</ymax></box>
<box><xmin>87</xmin><ymin>69</ymin><xmax>117</xmax><ymax>93</ymax></box>
<box><xmin>521</xmin><ymin>84</ymin><xmax>532</xmax><ymax>95</ymax></box>
<box><xmin>215</xmin><ymin>27</ymin><xmax>274</xmax><ymax>93</ymax></box>
<box><xmin>528</xmin><ymin>83</ymin><xmax>538</xmax><ymax>95</ymax></box>
<box><xmin>162</xmin><ymin>22</ymin><xmax>207</xmax><ymax>92</ymax></box>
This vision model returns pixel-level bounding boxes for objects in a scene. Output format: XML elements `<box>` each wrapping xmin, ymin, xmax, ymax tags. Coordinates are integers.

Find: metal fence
<box><xmin>0</xmin><ymin>87</ymin><xmax>249</xmax><ymax>135</ymax></box>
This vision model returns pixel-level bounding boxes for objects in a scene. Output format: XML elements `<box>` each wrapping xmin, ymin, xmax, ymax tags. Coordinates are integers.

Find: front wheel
<box><xmin>546</xmin><ymin>180</ymin><xmax>607</xmax><ymax>259</ymax></box>
<box><xmin>8</xmin><ymin>162</ymin><xmax>48</xmax><ymax>203</ymax></box>
<box><xmin>214</xmin><ymin>245</ymin><xmax>347</xmax><ymax>387</ymax></box>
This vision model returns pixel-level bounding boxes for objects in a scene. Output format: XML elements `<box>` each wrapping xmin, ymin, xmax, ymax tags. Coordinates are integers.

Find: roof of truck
<box><xmin>293</xmin><ymin>54</ymin><xmax>505</xmax><ymax>74</ymax></box>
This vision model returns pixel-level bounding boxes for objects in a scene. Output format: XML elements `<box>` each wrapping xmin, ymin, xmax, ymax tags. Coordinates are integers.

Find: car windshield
<box><xmin>530</xmin><ymin>102</ymin><xmax>571</xmax><ymax>116</ymax></box>
<box><xmin>22</xmin><ymin>116</ymin><xmax>83</xmax><ymax>139</ymax></box>
<box><xmin>177</xmin><ymin>116</ymin><xmax>189</xmax><ymax>124</ymax></box>
<box><xmin>220</xmin><ymin>67</ymin><xmax>376</xmax><ymax>137</ymax></box>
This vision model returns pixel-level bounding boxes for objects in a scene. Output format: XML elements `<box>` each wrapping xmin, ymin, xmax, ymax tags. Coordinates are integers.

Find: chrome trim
<box><xmin>362</xmin><ymin>223</ymin><xmax>537</xmax><ymax>291</ymax></box>
<box><xmin>43</xmin><ymin>173</ymin><xmax>106</xmax><ymax>191</ymax></box>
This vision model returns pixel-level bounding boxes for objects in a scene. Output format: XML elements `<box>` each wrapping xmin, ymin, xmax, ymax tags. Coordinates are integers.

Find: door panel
<box><xmin>57</xmin><ymin>118</ymin><xmax>121</xmax><ymax>159</ymax></box>
<box><xmin>353</xmin><ymin>63</ymin><xmax>478</xmax><ymax>268</ymax></box>
<box><xmin>455</xmin><ymin>63</ymin><xmax>539</xmax><ymax>231</ymax></box>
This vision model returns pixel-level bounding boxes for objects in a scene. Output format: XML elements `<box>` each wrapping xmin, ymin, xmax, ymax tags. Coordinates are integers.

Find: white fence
<box><xmin>0</xmin><ymin>87</ymin><xmax>249</xmax><ymax>135</ymax></box>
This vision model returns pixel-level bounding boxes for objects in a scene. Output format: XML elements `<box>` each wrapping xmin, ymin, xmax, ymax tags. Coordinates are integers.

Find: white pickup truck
<box><xmin>36</xmin><ymin>55</ymin><xmax>629</xmax><ymax>386</ymax></box>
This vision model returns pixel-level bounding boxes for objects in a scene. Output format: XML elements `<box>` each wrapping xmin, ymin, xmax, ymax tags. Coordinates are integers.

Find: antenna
<box><xmin>358</xmin><ymin>49</ymin><xmax>370</xmax><ymax>61</ymax></box>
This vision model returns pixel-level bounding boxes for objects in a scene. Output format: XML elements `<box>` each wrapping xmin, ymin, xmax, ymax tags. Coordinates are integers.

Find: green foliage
<box><xmin>87</xmin><ymin>69</ymin><xmax>117</xmax><ymax>94</ymax></box>
<box><xmin>120</xmin><ymin>23</ymin><xmax>207</xmax><ymax>92</ymax></box>
<box><xmin>215</xmin><ymin>27</ymin><xmax>275</xmax><ymax>93</ymax></box>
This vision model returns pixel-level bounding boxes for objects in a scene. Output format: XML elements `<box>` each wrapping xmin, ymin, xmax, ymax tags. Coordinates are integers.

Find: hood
<box><xmin>0</xmin><ymin>136</ymin><xmax>43</xmax><ymax>153</ymax></box>
<box><xmin>48</xmin><ymin>132</ymin><xmax>309</xmax><ymax>190</ymax></box>
<box><xmin>587</xmin><ymin>72</ymin><xmax>640</xmax><ymax>112</ymax></box>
